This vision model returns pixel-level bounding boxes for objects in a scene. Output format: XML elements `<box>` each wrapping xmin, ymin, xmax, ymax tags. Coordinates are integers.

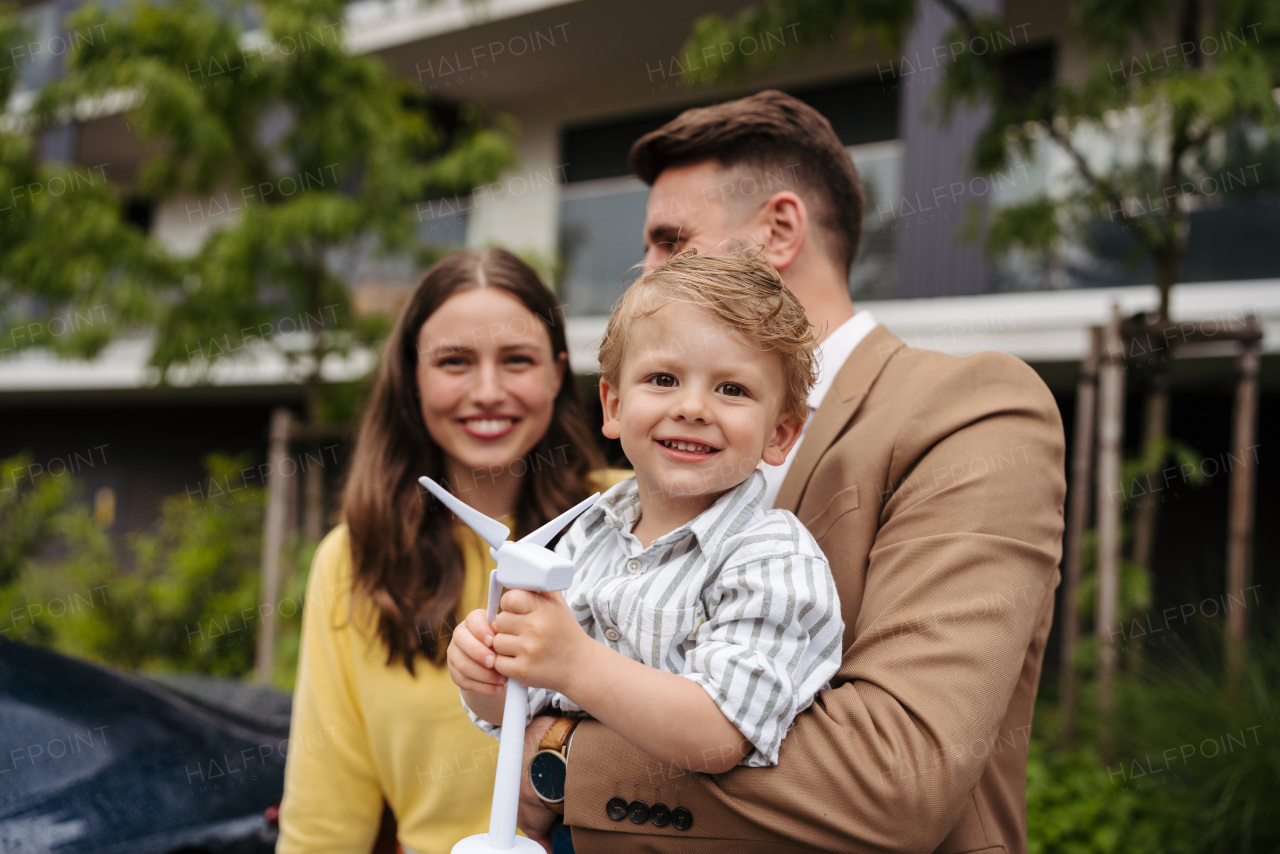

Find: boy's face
<box><xmin>600</xmin><ymin>304</ymin><xmax>802</xmax><ymax>514</ymax></box>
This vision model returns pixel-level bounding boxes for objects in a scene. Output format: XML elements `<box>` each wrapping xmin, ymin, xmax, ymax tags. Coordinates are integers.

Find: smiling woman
<box><xmin>415</xmin><ymin>286</ymin><xmax>566</xmax><ymax>519</ymax></box>
<box><xmin>277</xmin><ymin>248</ymin><xmax>613</xmax><ymax>854</ymax></box>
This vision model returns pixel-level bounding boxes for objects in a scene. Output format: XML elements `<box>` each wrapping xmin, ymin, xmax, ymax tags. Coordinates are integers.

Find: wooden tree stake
<box><xmin>1095</xmin><ymin>309</ymin><xmax>1126</xmax><ymax>751</ymax></box>
<box><xmin>1226</xmin><ymin>332</ymin><xmax>1261</xmax><ymax>684</ymax></box>
<box><xmin>1061</xmin><ymin>326</ymin><xmax>1099</xmax><ymax>744</ymax></box>
<box><xmin>256</xmin><ymin>407</ymin><xmax>295</xmax><ymax>686</ymax></box>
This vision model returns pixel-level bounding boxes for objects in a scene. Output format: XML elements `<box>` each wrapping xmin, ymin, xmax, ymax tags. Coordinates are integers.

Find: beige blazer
<box><xmin>565</xmin><ymin>325</ymin><xmax>1067</xmax><ymax>853</ymax></box>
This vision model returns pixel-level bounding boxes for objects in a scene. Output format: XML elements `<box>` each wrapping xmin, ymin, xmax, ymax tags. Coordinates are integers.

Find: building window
<box><xmin>558</xmin><ymin>177</ymin><xmax>648</xmax><ymax>316</ymax></box>
<box><xmin>849</xmin><ymin>141</ymin><xmax>904</xmax><ymax>302</ymax></box>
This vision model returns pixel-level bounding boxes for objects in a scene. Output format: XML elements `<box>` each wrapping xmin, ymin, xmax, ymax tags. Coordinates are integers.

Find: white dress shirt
<box><xmin>761</xmin><ymin>310</ymin><xmax>878</xmax><ymax>509</ymax></box>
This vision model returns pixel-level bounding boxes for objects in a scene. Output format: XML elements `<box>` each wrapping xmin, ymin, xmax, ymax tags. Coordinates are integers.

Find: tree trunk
<box><xmin>303</xmin><ymin>266</ymin><xmax>327</xmax><ymax>543</ymax></box>
<box><xmin>1126</xmin><ymin>241</ymin><xmax>1181</xmax><ymax>674</ymax></box>
<box><xmin>1126</xmin><ymin>370</ymin><xmax>1169</xmax><ymax>675</ymax></box>
<box><xmin>1130</xmin><ymin>376</ymin><xmax>1170</xmax><ymax>574</ymax></box>
<box><xmin>304</xmin><ymin>375</ymin><xmax>324</xmax><ymax>541</ymax></box>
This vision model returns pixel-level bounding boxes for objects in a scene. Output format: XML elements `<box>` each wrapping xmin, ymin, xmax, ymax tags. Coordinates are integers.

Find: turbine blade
<box><xmin>418</xmin><ymin>476</ymin><xmax>510</xmax><ymax>550</ymax></box>
<box><xmin>518</xmin><ymin>492</ymin><xmax>600</xmax><ymax>549</ymax></box>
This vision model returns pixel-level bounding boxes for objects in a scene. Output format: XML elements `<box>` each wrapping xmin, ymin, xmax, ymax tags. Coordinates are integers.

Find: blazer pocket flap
<box><xmin>802</xmin><ymin>485</ymin><xmax>859</xmax><ymax>541</ymax></box>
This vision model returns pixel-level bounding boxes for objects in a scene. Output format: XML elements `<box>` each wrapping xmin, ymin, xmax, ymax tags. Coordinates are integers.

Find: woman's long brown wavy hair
<box><xmin>343</xmin><ymin>248</ymin><xmax>604</xmax><ymax>674</ymax></box>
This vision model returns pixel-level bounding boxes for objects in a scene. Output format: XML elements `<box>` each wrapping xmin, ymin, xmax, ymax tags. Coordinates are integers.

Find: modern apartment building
<box><xmin>2</xmin><ymin>0</ymin><xmax>1276</xmax><ymax>604</ymax></box>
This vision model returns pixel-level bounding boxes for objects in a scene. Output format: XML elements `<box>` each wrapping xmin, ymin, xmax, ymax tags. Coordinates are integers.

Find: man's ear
<box><xmin>755</xmin><ymin>191</ymin><xmax>808</xmax><ymax>273</ymax></box>
<box><xmin>762</xmin><ymin>410</ymin><xmax>804</xmax><ymax>467</ymax></box>
<box><xmin>599</xmin><ymin>378</ymin><xmax>622</xmax><ymax>440</ymax></box>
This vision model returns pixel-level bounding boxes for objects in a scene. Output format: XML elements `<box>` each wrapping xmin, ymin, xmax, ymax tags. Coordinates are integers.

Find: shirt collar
<box><xmin>685</xmin><ymin>470</ymin><xmax>765</xmax><ymax>549</ymax></box>
<box><xmin>588</xmin><ymin>470</ymin><xmax>767</xmax><ymax>551</ymax></box>
<box><xmin>809</xmin><ymin>310</ymin><xmax>877</xmax><ymax>411</ymax></box>
<box><xmin>591</xmin><ymin>476</ymin><xmax>643</xmax><ymax>531</ymax></box>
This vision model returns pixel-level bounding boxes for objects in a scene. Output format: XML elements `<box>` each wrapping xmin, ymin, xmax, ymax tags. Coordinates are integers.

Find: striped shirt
<box><xmin>466</xmin><ymin>470</ymin><xmax>842</xmax><ymax>767</ymax></box>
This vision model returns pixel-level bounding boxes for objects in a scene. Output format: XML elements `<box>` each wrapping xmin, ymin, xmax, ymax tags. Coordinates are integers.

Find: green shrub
<box><xmin>2</xmin><ymin>453</ymin><xmax>310</xmax><ymax>689</ymax></box>
<box><xmin>1113</xmin><ymin>647</ymin><xmax>1280</xmax><ymax>854</ymax></box>
<box><xmin>1030</xmin><ymin>640</ymin><xmax>1280</xmax><ymax>854</ymax></box>
<box><xmin>0</xmin><ymin>452</ymin><xmax>78</xmax><ymax>588</ymax></box>
<box><xmin>1027</xmin><ymin>737</ymin><xmax>1175</xmax><ymax>854</ymax></box>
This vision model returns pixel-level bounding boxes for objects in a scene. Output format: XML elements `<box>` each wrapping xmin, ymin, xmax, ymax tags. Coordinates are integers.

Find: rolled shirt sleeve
<box><xmin>681</xmin><ymin>514</ymin><xmax>843</xmax><ymax>765</ymax></box>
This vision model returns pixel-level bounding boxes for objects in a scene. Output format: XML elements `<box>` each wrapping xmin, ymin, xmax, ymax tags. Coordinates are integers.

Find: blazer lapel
<box><xmin>775</xmin><ymin>324</ymin><xmax>905</xmax><ymax>512</ymax></box>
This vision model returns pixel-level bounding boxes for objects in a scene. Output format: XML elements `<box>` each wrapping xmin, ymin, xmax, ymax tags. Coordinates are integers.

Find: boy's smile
<box><xmin>600</xmin><ymin>304</ymin><xmax>802</xmax><ymax>537</ymax></box>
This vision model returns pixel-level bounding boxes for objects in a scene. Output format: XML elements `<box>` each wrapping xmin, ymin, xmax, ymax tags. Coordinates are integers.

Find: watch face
<box><xmin>529</xmin><ymin>750</ymin><xmax>567</xmax><ymax>802</ymax></box>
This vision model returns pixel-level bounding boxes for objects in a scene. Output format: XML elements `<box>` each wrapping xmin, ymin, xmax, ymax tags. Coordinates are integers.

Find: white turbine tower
<box><xmin>419</xmin><ymin>475</ymin><xmax>599</xmax><ymax>853</ymax></box>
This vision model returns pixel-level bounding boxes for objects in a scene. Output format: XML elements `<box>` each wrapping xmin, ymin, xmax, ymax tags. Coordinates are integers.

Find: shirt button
<box><xmin>671</xmin><ymin>806</ymin><xmax>693</xmax><ymax>831</ymax></box>
<box><xmin>626</xmin><ymin>559</ymin><xmax>641</xmax><ymax>573</ymax></box>
<box><xmin>606</xmin><ymin>797</ymin><xmax>628</xmax><ymax>821</ymax></box>
<box><xmin>604</xmin><ymin>628</ymin><xmax>621</xmax><ymax>642</ymax></box>
<box><xmin>605</xmin><ymin>517</ymin><xmax>616</xmax><ymax>528</ymax></box>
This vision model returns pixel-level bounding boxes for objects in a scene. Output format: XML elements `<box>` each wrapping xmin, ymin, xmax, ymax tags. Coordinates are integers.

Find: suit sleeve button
<box><xmin>649</xmin><ymin>802</ymin><xmax>670</xmax><ymax>827</ymax></box>
<box><xmin>671</xmin><ymin>806</ymin><xmax>693</xmax><ymax>830</ymax></box>
<box><xmin>627</xmin><ymin>800</ymin><xmax>649</xmax><ymax>824</ymax></box>
<box><xmin>606</xmin><ymin>797</ymin><xmax>628</xmax><ymax>821</ymax></box>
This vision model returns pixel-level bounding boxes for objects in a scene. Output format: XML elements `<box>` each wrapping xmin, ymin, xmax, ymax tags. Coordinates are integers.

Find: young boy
<box><xmin>448</xmin><ymin>251</ymin><xmax>842</xmax><ymax>774</ymax></box>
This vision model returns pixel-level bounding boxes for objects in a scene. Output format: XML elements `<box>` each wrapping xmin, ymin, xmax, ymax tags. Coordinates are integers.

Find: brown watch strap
<box><xmin>538</xmin><ymin>716</ymin><xmax>579</xmax><ymax>753</ymax></box>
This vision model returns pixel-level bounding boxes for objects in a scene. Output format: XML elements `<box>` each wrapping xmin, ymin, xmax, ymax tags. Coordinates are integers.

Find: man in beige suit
<box><xmin>518</xmin><ymin>90</ymin><xmax>1066</xmax><ymax>853</ymax></box>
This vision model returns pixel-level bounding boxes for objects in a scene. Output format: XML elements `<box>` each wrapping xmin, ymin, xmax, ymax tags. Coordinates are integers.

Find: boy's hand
<box><xmin>493</xmin><ymin>590</ymin><xmax>588</xmax><ymax>694</ymax></box>
<box><xmin>447</xmin><ymin>608</ymin><xmax>508</xmax><ymax>694</ymax></box>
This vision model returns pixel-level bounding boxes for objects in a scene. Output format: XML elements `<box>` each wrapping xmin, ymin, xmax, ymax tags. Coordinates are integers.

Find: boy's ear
<box><xmin>762</xmin><ymin>411</ymin><xmax>804</xmax><ymax>467</ymax></box>
<box><xmin>599</xmin><ymin>378</ymin><xmax>622</xmax><ymax>440</ymax></box>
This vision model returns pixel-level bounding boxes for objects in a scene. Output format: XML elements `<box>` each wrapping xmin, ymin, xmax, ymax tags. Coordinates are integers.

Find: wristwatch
<box><xmin>528</xmin><ymin>717</ymin><xmax>579</xmax><ymax>813</ymax></box>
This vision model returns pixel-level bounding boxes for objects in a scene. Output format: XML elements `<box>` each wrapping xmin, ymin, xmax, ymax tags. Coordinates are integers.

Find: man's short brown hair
<box><xmin>599</xmin><ymin>251</ymin><xmax>817</xmax><ymax>421</ymax></box>
<box><xmin>629</xmin><ymin>89</ymin><xmax>865</xmax><ymax>275</ymax></box>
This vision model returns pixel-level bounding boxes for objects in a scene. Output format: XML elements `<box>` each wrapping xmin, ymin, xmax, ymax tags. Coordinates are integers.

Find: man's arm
<box><xmin>519</xmin><ymin>717</ymin><xmax>559</xmax><ymax>845</ymax></box>
<box><xmin>561</xmin><ymin>353</ymin><xmax>1066</xmax><ymax>852</ymax></box>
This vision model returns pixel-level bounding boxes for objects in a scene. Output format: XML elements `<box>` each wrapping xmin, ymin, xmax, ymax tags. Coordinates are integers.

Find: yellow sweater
<box><xmin>278</xmin><ymin>472</ymin><xmax>627</xmax><ymax>853</ymax></box>
<box><xmin>277</xmin><ymin>523</ymin><xmax>499</xmax><ymax>853</ymax></box>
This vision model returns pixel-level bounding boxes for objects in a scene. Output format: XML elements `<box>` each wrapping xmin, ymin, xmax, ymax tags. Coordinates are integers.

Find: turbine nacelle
<box><xmin>490</xmin><ymin>542</ymin><xmax>576</xmax><ymax>592</ymax></box>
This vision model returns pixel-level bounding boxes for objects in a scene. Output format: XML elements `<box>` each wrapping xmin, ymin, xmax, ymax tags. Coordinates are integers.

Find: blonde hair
<box><xmin>599</xmin><ymin>250</ymin><xmax>817</xmax><ymax>419</ymax></box>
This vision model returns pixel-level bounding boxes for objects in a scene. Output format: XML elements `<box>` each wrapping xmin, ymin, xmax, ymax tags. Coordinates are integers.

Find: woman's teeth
<box><xmin>661</xmin><ymin>439</ymin><xmax>715</xmax><ymax>454</ymax></box>
<box><xmin>467</xmin><ymin>418</ymin><xmax>513</xmax><ymax>435</ymax></box>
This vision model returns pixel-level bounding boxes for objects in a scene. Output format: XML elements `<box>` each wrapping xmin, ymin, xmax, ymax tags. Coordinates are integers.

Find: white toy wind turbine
<box><xmin>418</xmin><ymin>475</ymin><xmax>599</xmax><ymax>853</ymax></box>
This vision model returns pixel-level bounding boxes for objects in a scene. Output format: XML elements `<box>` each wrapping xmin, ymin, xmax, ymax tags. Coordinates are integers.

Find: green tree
<box><xmin>31</xmin><ymin>0</ymin><xmax>516</xmax><ymax>531</ymax></box>
<box><xmin>0</xmin><ymin>5</ymin><xmax>164</xmax><ymax>360</ymax></box>
<box><xmin>684</xmin><ymin>0</ymin><xmax>1280</xmax><ymax>316</ymax></box>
